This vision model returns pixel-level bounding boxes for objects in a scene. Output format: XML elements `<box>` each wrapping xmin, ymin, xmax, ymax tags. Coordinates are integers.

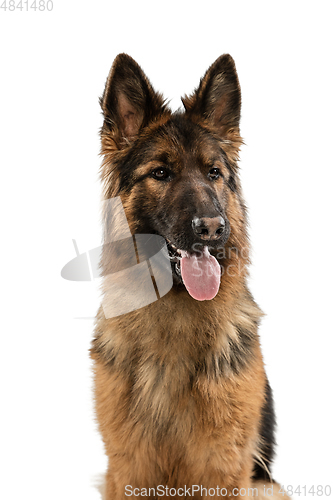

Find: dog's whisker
<box><xmin>91</xmin><ymin>52</ymin><xmax>290</xmax><ymax>499</ymax></box>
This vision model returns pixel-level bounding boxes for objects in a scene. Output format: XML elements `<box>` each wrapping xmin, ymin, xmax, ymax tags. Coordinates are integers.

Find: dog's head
<box><xmin>100</xmin><ymin>54</ymin><xmax>249</xmax><ymax>300</ymax></box>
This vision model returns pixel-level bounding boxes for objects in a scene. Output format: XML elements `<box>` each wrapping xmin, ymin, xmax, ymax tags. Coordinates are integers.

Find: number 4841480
<box><xmin>280</xmin><ymin>485</ymin><xmax>332</xmax><ymax>496</ymax></box>
<box><xmin>0</xmin><ymin>0</ymin><xmax>53</xmax><ymax>11</ymax></box>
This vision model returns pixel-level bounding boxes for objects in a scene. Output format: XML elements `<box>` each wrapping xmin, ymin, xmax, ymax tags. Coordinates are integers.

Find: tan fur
<box><xmin>91</xmin><ymin>54</ymin><xmax>291</xmax><ymax>499</ymax></box>
<box><xmin>91</xmin><ymin>288</ymin><xmax>275</xmax><ymax>499</ymax></box>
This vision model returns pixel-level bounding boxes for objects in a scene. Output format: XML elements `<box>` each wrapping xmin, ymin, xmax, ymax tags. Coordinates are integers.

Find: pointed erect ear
<box><xmin>100</xmin><ymin>54</ymin><xmax>168</xmax><ymax>146</ymax></box>
<box><xmin>182</xmin><ymin>54</ymin><xmax>241</xmax><ymax>137</ymax></box>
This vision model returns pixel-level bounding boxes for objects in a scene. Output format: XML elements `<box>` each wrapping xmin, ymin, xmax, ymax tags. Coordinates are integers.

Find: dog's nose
<box><xmin>192</xmin><ymin>216</ymin><xmax>225</xmax><ymax>241</ymax></box>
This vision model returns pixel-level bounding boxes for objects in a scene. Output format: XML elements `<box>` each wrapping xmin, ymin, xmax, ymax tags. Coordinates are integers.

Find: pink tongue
<box><xmin>180</xmin><ymin>246</ymin><xmax>221</xmax><ymax>301</ymax></box>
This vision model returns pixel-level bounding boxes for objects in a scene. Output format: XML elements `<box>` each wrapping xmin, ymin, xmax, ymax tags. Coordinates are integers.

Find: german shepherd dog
<box><xmin>91</xmin><ymin>54</ymin><xmax>290</xmax><ymax>499</ymax></box>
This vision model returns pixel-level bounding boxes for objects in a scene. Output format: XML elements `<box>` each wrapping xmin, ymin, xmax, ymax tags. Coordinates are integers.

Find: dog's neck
<box><xmin>92</xmin><ymin>283</ymin><xmax>263</xmax><ymax>380</ymax></box>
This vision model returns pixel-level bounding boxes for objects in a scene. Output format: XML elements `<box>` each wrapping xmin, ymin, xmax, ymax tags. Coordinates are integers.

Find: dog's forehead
<box><xmin>148</xmin><ymin>114</ymin><xmax>223</xmax><ymax>163</ymax></box>
<box><xmin>124</xmin><ymin>113</ymin><xmax>231</xmax><ymax>182</ymax></box>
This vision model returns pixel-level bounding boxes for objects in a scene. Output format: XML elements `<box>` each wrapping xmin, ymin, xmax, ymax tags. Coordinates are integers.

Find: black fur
<box><xmin>253</xmin><ymin>379</ymin><xmax>276</xmax><ymax>480</ymax></box>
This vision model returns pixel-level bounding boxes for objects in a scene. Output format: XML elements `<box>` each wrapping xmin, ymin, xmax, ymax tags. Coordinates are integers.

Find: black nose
<box><xmin>192</xmin><ymin>216</ymin><xmax>225</xmax><ymax>241</ymax></box>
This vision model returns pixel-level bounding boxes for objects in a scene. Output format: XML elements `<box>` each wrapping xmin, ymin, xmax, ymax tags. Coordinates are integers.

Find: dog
<box><xmin>90</xmin><ymin>53</ymin><xmax>290</xmax><ymax>499</ymax></box>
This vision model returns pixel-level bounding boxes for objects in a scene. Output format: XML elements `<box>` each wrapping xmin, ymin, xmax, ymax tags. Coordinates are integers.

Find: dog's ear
<box><xmin>100</xmin><ymin>54</ymin><xmax>168</xmax><ymax>146</ymax></box>
<box><xmin>182</xmin><ymin>54</ymin><xmax>241</xmax><ymax>137</ymax></box>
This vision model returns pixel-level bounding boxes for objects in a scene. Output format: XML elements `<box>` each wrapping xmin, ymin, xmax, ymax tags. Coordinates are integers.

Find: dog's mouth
<box><xmin>165</xmin><ymin>239</ymin><xmax>221</xmax><ymax>301</ymax></box>
<box><xmin>166</xmin><ymin>239</ymin><xmax>182</xmax><ymax>269</ymax></box>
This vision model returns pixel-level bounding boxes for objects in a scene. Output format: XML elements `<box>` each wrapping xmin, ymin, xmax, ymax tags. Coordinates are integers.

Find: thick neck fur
<box><xmin>94</xmin><ymin>115</ymin><xmax>262</xmax><ymax>382</ymax></box>
<box><xmin>93</xmin><ymin>279</ymin><xmax>263</xmax><ymax>382</ymax></box>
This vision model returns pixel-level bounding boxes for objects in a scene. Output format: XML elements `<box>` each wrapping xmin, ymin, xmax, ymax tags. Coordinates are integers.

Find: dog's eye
<box><xmin>151</xmin><ymin>168</ymin><xmax>171</xmax><ymax>181</ymax></box>
<box><xmin>208</xmin><ymin>167</ymin><xmax>222</xmax><ymax>180</ymax></box>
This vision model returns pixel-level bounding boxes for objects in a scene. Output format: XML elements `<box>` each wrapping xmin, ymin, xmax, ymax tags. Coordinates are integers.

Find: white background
<box><xmin>1</xmin><ymin>1</ymin><xmax>332</xmax><ymax>498</ymax></box>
